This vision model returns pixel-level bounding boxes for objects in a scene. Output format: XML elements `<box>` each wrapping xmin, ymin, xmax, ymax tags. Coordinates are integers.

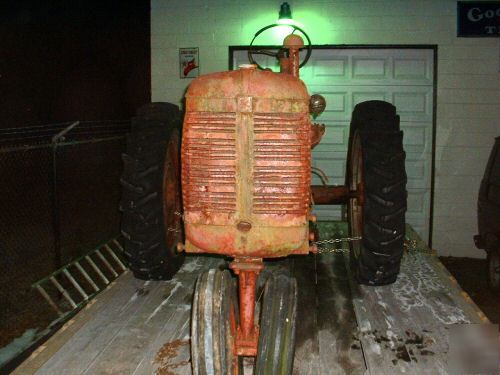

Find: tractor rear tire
<box><xmin>255</xmin><ymin>274</ymin><xmax>298</xmax><ymax>375</ymax></box>
<box><xmin>350</xmin><ymin>100</ymin><xmax>400</xmax><ymax>133</ymax></box>
<box><xmin>120</xmin><ymin>103</ymin><xmax>184</xmax><ymax>280</ymax></box>
<box><xmin>347</xmin><ymin>126</ymin><xmax>407</xmax><ymax>285</ymax></box>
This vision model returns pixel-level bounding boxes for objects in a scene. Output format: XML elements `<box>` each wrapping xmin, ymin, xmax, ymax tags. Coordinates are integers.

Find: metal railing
<box><xmin>0</xmin><ymin>120</ymin><xmax>129</xmax><ymax>362</ymax></box>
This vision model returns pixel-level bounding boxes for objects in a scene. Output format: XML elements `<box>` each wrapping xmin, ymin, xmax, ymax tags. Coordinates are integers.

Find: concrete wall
<box><xmin>151</xmin><ymin>0</ymin><xmax>500</xmax><ymax>258</ymax></box>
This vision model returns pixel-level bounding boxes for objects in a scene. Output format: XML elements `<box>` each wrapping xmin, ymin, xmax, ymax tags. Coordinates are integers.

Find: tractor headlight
<box><xmin>309</xmin><ymin>94</ymin><xmax>326</xmax><ymax>117</ymax></box>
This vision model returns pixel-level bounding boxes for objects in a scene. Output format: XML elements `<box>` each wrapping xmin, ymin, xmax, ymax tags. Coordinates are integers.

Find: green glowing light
<box><xmin>273</xmin><ymin>24</ymin><xmax>295</xmax><ymax>42</ymax></box>
<box><xmin>243</xmin><ymin>10</ymin><xmax>331</xmax><ymax>45</ymax></box>
<box><xmin>277</xmin><ymin>18</ymin><xmax>293</xmax><ymax>25</ymax></box>
<box><xmin>278</xmin><ymin>2</ymin><xmax>292</xmax><ymax>22</ymax></box>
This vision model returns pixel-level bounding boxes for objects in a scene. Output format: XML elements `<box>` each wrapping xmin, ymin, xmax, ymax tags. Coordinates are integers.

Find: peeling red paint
<box><xmin>181</xmin><ymin>67</ymin><xmax>312</xmax><ymax>258</ymax></box>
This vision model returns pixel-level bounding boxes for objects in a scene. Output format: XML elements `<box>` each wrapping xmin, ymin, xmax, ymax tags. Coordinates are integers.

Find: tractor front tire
<box><xmin>191</xmin><ymin>269</ymin><xmax>240</xmax><ymax>374</ymax></box>
<box><xmin>120</xmin><ymin>103</ymin><xmax>184</xmax><ymax>280</ymax></box>
<box><xmin>255</xmin><ymin>274</ymin><xmax>298</xmax><ymax>375</ymax></box>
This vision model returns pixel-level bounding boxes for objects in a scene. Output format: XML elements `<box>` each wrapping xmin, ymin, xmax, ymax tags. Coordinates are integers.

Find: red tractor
<box><xmin>121</xmin><ymin>32</ymin><xmax>406</xmax><ymax>374</ymax></box>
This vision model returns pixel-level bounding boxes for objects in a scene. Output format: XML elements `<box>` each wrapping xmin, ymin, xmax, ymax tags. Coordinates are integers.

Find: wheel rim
<box><xmin>162</xmin><ymin>129</ymin><xmax>182</xmax><ymax>249</ymax></box>
<box><xmin>348</xmin><ymin>131</ymin><xmax>363</xmax><ymax>258</ymax></box>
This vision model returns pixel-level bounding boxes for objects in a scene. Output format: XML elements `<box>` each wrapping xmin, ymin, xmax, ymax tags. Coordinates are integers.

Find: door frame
<box><xmin>228</xmin><ymin>44</ymin><xmax>438</xmax><ymax>247</ymax></box>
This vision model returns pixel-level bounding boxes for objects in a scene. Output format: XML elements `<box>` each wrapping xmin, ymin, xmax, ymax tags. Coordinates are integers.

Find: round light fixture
<box><xmin>278</xmin><ymin>2</ymin><xmax>292</xmax><ymax>23</ymax></box>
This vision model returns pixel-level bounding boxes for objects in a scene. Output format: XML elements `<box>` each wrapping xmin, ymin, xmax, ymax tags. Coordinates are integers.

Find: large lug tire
<box><xmin>487</xmin><ymin>251</ymin><xmax>500</xmax><ymax>291</ymax></box>
<box><xmin>120</xmin><ymin>103</ymin><xmax>184</xmax><ymax>280</ymax></box>
<box><xmin>191</xmin><ymin>269</ymin><xmax>240</xmax><ymax>375</ymax></box>
<box><xmin>255</xmin><ymin>274</ymin><xmax>298</xmax><ymax>375</ymax></box>
<box><xmin>350</xmin><ymin>100</ymin><xmax>400</xmax><ymax>134</ymax></box>
<box><xmin>347</xmin><ymin>127</ymin><xmax>407</xmax><ymax>286</ymax></box>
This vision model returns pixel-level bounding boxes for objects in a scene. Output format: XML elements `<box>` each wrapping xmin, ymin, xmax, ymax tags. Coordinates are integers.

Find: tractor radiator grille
<box><xmin>182</xmin><ymin>112</ymin><xmax>237</xmax><ymax>214</ymax></box>
<box><xmin>252</xmin><ymin>113</ymin><xmax>310</xmax><ymax>215</ymax></box>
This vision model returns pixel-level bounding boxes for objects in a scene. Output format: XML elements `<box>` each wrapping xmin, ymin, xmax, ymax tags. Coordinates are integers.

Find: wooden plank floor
<box><xmin>14</xmin><ymin>223</ymin><xmax>487</xmax><ymax>375</ymax></box>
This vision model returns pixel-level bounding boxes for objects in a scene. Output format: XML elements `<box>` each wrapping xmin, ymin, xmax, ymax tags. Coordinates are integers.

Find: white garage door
<box><xmin>232</xmin><ymin>48</ymin><xmax>434</xmax><ymax>242</ymax></box>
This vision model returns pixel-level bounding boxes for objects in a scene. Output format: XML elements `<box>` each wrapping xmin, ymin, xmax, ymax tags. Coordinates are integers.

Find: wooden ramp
<box><xmin>14</xmin><ymin>223</ymin><xmax>487</xmax><ymax>375</ymax></box>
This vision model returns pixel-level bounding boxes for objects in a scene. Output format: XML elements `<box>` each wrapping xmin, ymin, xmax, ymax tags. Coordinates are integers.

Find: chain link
<box><xmin>314</xmin><ymin>237</ymin><xmax>420</xmax><ymax>254</ymax></box>
<box><xmin>313</xmin><ymin>236</ymin><xmax>362</xmax><ymax>254</ymax></box>
<box><xmin>167</xmin><ymin>211</ymin><xmax>418</xmax><ymax>255</ymax></box>
<box><xmin>168</xmin><ymin>211</ymin><xmax>364</xmax><ymax>253</ymax></box>
<box><xmin>404</xmin><ymin>238</ymin><xmax>418</xmax><ymax>252</ymax></box>
<box><xmin>166</xmin><ymin>211</ymin><xmax>184</xmax><ymax>232</ymax></box>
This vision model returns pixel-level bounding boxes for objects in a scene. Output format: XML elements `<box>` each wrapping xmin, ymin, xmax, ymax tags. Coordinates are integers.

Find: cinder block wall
<box><xmin>151</xmin><ymin>0</ymin><xmax>500</xmax><ymax>258</ymax></box>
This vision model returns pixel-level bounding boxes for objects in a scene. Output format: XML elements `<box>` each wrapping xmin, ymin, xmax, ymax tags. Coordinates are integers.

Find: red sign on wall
<box><xmin>179</xmin><ymin>48</ymin><xmax>199</xmax><ymax>78</ymax></box>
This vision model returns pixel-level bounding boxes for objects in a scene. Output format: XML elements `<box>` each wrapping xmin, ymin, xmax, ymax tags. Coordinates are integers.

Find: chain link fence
<box><xmin>0</xmin><ymin>121</ymin><xmax>129</xmax><ymax>351</ymax></box>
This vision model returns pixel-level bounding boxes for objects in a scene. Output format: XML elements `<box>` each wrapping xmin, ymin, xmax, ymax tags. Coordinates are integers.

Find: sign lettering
<box><xmin>457</xmin><ymin>1</ymin><xmax>500</xmax><ymax>37</ymax></box>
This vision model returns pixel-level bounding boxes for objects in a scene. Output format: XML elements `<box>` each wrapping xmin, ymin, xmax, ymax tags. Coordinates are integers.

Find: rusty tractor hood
<box><xmin>181</xmin><ymin>66</ymin><xmax>312</xmax><ymax>258</ymax></box>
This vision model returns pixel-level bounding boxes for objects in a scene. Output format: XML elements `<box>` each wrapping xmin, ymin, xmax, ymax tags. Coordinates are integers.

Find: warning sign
<box><xmin>179</xmin><ymin>48</ymin><xmax>199</xmax><ymax>78</ymax></box>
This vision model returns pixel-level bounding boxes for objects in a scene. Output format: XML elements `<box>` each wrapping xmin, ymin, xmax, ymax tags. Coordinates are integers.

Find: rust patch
<box><xmin>154</xmin><ymin>339</ymin><xmax>190</xmax><ymax>375</ymax></box>
<box><xmin>310</xmin><ymin>122</ymin><xmax>325</xmax><ymax>149</ymax></box>
<box><xmin>181</xmin><ymin>68</ymin><xmax>312</xmax><ymax>259</ymax></box>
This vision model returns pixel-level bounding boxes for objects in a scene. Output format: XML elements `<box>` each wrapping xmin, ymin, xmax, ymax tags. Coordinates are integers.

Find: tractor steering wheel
<box><xmin>248</xmin><ymin>23</ymin><xmax>312</xmax><ymax>71</ymax></box>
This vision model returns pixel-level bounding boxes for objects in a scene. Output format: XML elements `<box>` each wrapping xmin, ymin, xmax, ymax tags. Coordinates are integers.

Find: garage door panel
<box><xmin>407</xmin><ymin>189</ymin><xmax>428</xmax><ymax>215</ymax></box>
<box><xmin>406</xmin><ymin>158</ymin><xmax>428</xmax><ymax>189</ymax></box>
<box><xmin>352</xmin><ymin>91</ymin><xmax>388</xmax><ymax>106</ymax></box>
<box><xmin>231</xmin><ymin>47</ymin><xmax>434</xmax><ymax>242</ymax></box>
<box><xmin>392</xmin><ymin>88</ymin><xmax>433</xmax><ymax>122</ymax></box>
<box><xmin>393</xmin><ymin>58</ymin><xmax>432</xmax><ymax>82</ymax></box>
<box><xmin>407</xmin><ymin>193</ymin><xmax>430</xmax><ymax>240</ymax></box>
<box><xmin>311</xmin><ymin>149</ymin><xmax>347</xmax><ymax>182</ymax></box>
<box><xmin>321</xmin><ymin>92</ymin><xmax>348</xmax><ymax>113</ymax></box>
<box><xmin>352</xmin><ymin>57</ymin><xmax>388</xmax><ymax>79</ymax></box>
<box><xmin>407</xmin><ymin>221</ymin><xmax>427</xmax><ymax>241</ymax></box>
<box><xmin>315</xmin><ymin>123</ymin><xmax>348</xmax><ymax>146</ymax></box>
<box><xmin>391</xmin><ymin>49</ymin><xmax>434</xmax><ymax>86</ymax></box>
<box><xmin>312</xmin><ymin>158</ymin><xmax>346</xmax><ymax>180</ymax></box>
<box><xmin>308</xmin><ymin>86</ymin><xmax>351</xmax><ymax>119</ymax></box>
<box><xmin>311</xmin><ymin>57</ymin><xmax>348</xmax><ymax>78</ymax></box>
<box><xmin>401</xmin><ymin>123</ymin><xmax>431</xmax><ymax>153</ymax></box>
<box><xmin>305</xmin><ymin>49</ymin><xmax>433</xmax><ymax>86</ymax></box>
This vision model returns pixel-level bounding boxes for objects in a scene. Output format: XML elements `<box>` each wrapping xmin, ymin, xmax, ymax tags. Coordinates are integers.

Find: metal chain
<box><xmin>167</xmin><ymin>211</ymin><xmax>418</xmax><ymax>255</ymax></box>
<box><xmin>167</xmin><ymin>210</ymin><xmax>365</xmax><ymax>253</ymax></box>
<box><xmin>404</xmin><ymin>238</ymin><xmax>418</xmax><ymax>252</ymax></box>
<box><xmin>166</xmin><ymin>211</ymin><xmax>184</xmax><ymax>233</ymax></box>
<box><xmin>314</xmin><ymin>236</ymin><xmax>362</xmax><ymax>245</ymax></box>
<box><xmin>313</xmin><ymin>236</ymin><xmax>362</xmax><ymax>254</ymax></box>
<box><xmin>313</xmin><ymin>237</ymin><xmax>418</xmax><ymax>254</ymax></box>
